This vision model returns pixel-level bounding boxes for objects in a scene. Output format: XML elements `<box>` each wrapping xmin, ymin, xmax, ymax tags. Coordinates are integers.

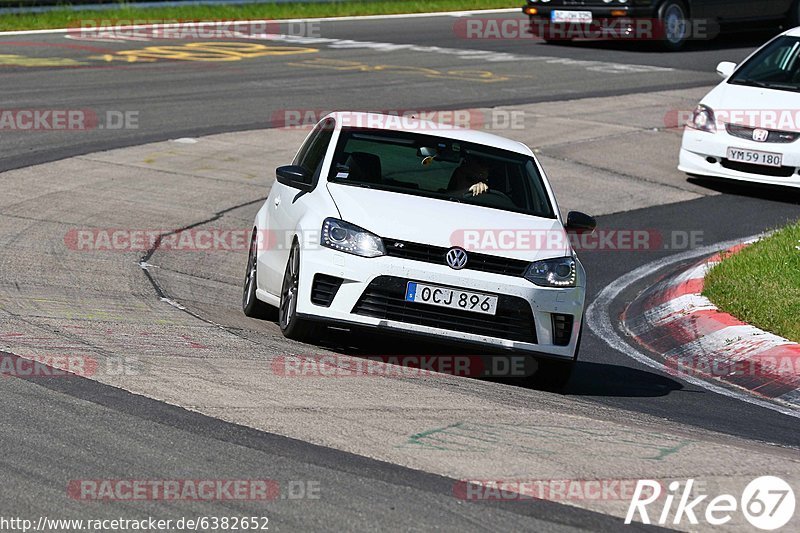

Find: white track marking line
<box><xmin>248</xmin><ymin>34</ymin><xmax>673</xmax><ymax>72</ymax></box>
<box><xmin>0</xmin><ymin>11</ymin><xmax>673</xmax><ymax>74</ymax></box>
<box><xmin>626</xmin><ymin>293</ymin><xmax>718</xmax><ymax>336</ymax></box>
<box><xmin>586</xmin><ymin>234</ymin><xmax>800</xmax><ymax>420</ymax></box>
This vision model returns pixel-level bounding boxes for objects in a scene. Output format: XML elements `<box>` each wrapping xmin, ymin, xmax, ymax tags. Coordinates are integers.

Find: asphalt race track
<box><xmin>0</xmin><ymin>11</ymin><xmax>769</xmax><ymax>172</ymax></box>
<box><xmin>1</xmin><ymin>9</ymin><xmax>800</xmax><ymax>532</ymax></box>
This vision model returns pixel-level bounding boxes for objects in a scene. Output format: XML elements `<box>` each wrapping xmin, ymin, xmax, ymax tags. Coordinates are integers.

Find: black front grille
<box><xmin>726</xmin><ymin>123</ymin><xmax>799</xmax><ymax>144</ymax></box>
<box><xmin>552</xmin><ymin>314</ymin><xmax>574</xmax><ymax>346</ymax></box>
<box><xmin>720</xmin><ymin>159</ymin><xmax>796</xmax><ymax>178</ymax></box>
<box><xmin>352</xmin><ymin>276</ymin><xmax>537</xmax><ymax>344</ymax></box>
<box><xmin>311</xmin><ymin>274</ymin><xmax>343</xmax><ymax>307</ymax></box>
<box><xmin>383</xmin><ymin>238</ymin><xmax>529</xmax><ymax>277</ymax></box>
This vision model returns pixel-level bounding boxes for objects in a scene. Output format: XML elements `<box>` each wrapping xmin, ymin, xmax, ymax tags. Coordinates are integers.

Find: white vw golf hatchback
<box><xmin>243</xmin><ymin>113</ymin><xmax>595</xmax><ymax>385</ymax></box>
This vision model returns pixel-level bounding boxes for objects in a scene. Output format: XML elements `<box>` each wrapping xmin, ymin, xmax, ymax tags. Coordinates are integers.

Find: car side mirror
<box><xmin>716</xmin><ymin>61</ymin><xmax>736</xmax><ymax>78</ymax></box>
<box><xmin>565</xmin><ymin>211</ymin><xmax>596</xmax><ymax>234</ymax></box>
<box><xmin>276</xmin><ymin>165</ymin><xmax>314</xmax><ymax>192</ymax></box>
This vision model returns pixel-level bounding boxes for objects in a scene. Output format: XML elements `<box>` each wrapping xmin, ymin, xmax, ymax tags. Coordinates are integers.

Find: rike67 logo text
<box><xmin>626</xmin><ymin>476</ymin><xmax>795</xmax><ymax>530</ymax></box>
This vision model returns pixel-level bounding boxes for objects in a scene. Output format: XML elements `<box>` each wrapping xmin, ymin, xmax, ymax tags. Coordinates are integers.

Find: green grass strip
<box><xmin>703</xmin><ymin>220</ymin><xmax>800</xmax><ymax>343</ymax></box>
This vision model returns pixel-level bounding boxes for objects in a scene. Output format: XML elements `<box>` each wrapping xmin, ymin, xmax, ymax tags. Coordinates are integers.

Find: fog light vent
<box><xmin>552</xmin><ymin>314</ymin><xmax>574</xmax><ymax>346</ymax></box>
<box><xmin>311</xmin><ymin>274</ymin><xmax>344</xmax><ymax>307</ymax></box>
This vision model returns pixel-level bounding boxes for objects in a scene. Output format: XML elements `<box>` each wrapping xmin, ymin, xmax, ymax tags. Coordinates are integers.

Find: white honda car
<box><xmin>680</xmin><ymin>27</ymin><xmax>800</xmax><ymax>188</ymax></box>
<box><xmin>243</xmin><ymin>113</ymin><xmax>595</xmax><ymax>386</ymax></box>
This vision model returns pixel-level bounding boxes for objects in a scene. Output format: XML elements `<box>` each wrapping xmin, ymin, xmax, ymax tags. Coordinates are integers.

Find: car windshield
<box><xmin>327</xmin><ymin>128</ymin><xmax>556</xmax><ymax>219</ymax></box>
<box><xmin>730</xmin><ymin>36</ymin><xmax>800</xmax><ymax>92</ymax></box>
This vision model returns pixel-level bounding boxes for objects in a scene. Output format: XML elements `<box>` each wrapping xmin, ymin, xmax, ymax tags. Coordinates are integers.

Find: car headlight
<box><xmin>524</xmin><ymin>257</ymin><xmax>577</xmax><ymax>287</ymax></box>
<box><xmin>320</xmin><ymin>218</ymin><xmax>385</xmax><ymax>258</ymax></box>
<box><xmin>688</xmin><ymin>104</ymin><xmax>716</xmax><ymax>133</ymax></box>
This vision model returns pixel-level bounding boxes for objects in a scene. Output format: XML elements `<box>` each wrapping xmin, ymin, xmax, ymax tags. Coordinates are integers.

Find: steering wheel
<box><xmin>462</xmin><ymin>189</ymin><xmax>513</xmax><ymax>202</ymax></box>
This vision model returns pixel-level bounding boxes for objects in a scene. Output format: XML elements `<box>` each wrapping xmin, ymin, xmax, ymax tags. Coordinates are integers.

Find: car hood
<box><xmin>326</xmin><ymin>183</ymin><xmax>570</xmax><ymax>262</ymax></box>
<box><xmin>703</xmin><ymin>82</ymin><xmax>800</xmax><ymax>129</ymax></box>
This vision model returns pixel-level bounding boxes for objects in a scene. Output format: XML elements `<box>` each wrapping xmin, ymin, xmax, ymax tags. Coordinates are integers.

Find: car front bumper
<box><xmin>524</xmin><ymin>6</ymin><xmax>655</xmax><ymax>18</ymax></box>
<box><xmin>524</xmin><ymin>5</ymin><xmax>659</xmax><ymax>39</ymax></box>
<box><xmin>679</xmin><ymin>127</ymin><xmax>800</xmax><ymax>188</ymax></box>
<box><xmin>295</xmin><ymin>246</ymin><xmax>585</xmax><ymax>361</ymax></box>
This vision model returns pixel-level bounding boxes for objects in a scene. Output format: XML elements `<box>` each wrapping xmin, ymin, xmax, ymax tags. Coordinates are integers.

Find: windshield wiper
<box><xmin>732</xmin><ymin>78</ymin><xmax>800</xmax><ymax>91</ymax></box>
<box><xmin>331</xmin><ymin>179</ymin><xmax>373</xmax><ymax>189</ymax></box>
<box><xmin>764</xmin><ymin>82</ymin><xmax>800</xmax><ymax>91</ymax></box>
<box><xmin>732</xmin><ymin>78</ymin><xmax>769</xmax><ymax>88</ymax></box>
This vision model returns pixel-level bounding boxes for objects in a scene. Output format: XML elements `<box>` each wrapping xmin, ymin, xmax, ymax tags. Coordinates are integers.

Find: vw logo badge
<box><xmin>445</xmin><ymin>247</ymin><xmax>468</xmax><ymax>270</ymax></box>
<box><xmin>752</xmin><ymin>128</ymin><xmax>769</xmax><ymax>142</ymax></box>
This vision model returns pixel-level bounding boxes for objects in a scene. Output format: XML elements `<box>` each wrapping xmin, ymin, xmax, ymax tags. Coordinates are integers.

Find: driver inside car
<box><xmin>448</xmin><ymin>159</ymin><xmax>490</xmax><ymax>197</ymax></box>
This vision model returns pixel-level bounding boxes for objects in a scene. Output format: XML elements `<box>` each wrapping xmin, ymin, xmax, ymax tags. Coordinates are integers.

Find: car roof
<box><xmin>785</xmin><ymin>26</ymin><xmax>800</xmax><ymax>37</ymax></box>
<box><xmin>325</xmin><ymin>111</ymin><xmax>533</xmax><ymax>156</ymax></box>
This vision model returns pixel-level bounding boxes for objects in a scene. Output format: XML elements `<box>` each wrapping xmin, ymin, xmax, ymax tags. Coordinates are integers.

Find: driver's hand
<box><xmin>469</xmin><ymin>182</ymin><xmax>489</xmax><ymax>196</ymax></box>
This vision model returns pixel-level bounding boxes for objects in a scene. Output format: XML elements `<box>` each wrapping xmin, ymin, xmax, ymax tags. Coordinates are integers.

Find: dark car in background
<box><xmin>523</xmin><ymin>0</ymin><xmax>799</xmax><ymax>50</ymax></box>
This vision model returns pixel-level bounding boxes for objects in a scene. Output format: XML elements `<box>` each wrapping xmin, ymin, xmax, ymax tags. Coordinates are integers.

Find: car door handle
<box><xmin>274</xmin><ymin>196</ymin><xmax>281</xmax><ymax>207</ymax></box>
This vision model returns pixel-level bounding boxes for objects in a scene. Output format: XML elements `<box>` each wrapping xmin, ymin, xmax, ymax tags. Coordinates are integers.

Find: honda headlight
<box><xmin>525</xmin><ymin>257</ymin><xmax>576</xmax><ymax>287</ymax></box>
<box><xmin>688</xmin><ymin>104</ymin><xmax>716</xmax><ymax>133</ymax></box>
<box><xmin>320</xmin><ymin>218</ymin><xmax>385</xmax><ymax>258</ymax></box>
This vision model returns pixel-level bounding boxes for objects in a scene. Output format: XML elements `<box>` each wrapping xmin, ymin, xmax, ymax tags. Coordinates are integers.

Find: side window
<box><xmin>294</xmin><ymin>119</ymin><xmax>335</xmax><ymax>177</ymax></box>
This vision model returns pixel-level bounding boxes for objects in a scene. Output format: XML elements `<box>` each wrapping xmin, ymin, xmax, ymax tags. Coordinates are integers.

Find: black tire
<box><xmin>534</xmin><ymin>359</ymin><xmax>576</xmax><ymax>392</ymax></box>
<box><xmin>242</xmin><ymin>229</ymin><xmax>277</xmax><ymax>319</ymax></box>
<box><xmin>529</xmin><ymin>321</ymin><xmax>582</xmax><ymax>392</ymax></box>
<box><xmin>657</xmin><ymin>0</ymin><xmax>689</xmax><ymax>51</ymax></box>
<box><xmin>278</xmin><ymin>241</ymin><xmax>322</xmax><ymax>341</ymax></box>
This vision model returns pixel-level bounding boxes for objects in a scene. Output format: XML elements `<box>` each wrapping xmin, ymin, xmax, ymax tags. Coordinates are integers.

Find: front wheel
<box><xmin>278</xmin><ymin>242</ymin><xmax>322</xmax><ymax>341</ymax></box>
<box><xmin>242</xmin><ymin>230</ymin><xmax>277</xmax><ymax>319</ymax></box>
<box><xmin>529</xmin><ymin>321</ymin><xmax>581</xmax><ymax>392</ymax></box>
<box><xmin>532</xmin><ymin>359</ymin><xmax>575</xmax><ymax>392</ymax></box>
<box><xmin>658</xmin><ymin>0</ymin><xmax>689</xmax><ymax>51</ymax></box>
